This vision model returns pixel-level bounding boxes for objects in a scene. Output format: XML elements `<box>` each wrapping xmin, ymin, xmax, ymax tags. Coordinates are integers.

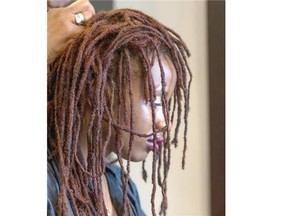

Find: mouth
<box><xmin>146</xmin><ymin>136</ymin><xmax>164</xmax><ymax>153</ymax></box>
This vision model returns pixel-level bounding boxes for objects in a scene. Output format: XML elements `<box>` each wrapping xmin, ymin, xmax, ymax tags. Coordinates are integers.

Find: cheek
<box><xmin>133</xmin><ymin>101</ymin><xmax>152</xmax><ymax>132</ymax></box>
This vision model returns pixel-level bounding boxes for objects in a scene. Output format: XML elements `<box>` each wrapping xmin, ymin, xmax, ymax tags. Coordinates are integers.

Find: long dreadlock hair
<box><xmin>48</xmin><ymin>8</ymin><xmax>192</xmax><ymax>216</ymax></box>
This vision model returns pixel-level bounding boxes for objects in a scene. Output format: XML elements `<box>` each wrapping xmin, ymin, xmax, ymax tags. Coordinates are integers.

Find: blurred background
<box><xmin>71</xmin><ymin>0</ymin><xmax>224</xmax><ymax>215</ymax></box>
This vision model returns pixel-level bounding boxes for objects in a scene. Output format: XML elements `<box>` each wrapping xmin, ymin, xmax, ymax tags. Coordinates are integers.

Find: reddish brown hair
<box><xmin>48</xmin><ymin>8</ymin><xmax>192</xmax><ymax>216</ymax></box>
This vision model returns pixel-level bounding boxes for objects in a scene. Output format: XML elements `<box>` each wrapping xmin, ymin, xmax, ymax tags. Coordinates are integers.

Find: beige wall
<box><xmin>113</xmin><ymin>1</ymin><xmax>210</xmax><ymax>215</ymax></box>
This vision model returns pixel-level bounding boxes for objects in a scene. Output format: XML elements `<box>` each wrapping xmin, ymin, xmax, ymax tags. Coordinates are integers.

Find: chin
<box><xmin>119</xmin><ymin>149</ymin><xmax>149</xmax><ymax>162</ymax></box>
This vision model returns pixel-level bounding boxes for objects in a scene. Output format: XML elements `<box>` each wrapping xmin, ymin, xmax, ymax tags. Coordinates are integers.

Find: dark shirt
<box><xmin>47</xmin><ymin>157</ymin><xmax>146</xmax><ymax>216</ymax></box>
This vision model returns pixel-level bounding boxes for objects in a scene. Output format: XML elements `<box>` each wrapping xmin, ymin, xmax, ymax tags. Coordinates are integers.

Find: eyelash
<box><xmin>145</xmin><ymin>100</ymin><xmax>162</xmax><ymax>108</ymax></box>
<box><xmin>146</xmin><ymin>95</ymin><xmax>166</xmax><ymax>108</ymax></box>
<box><xmin>153</xmin><ymin>102</ymin><xmax>162</xmax><ymax>107</ymax></box>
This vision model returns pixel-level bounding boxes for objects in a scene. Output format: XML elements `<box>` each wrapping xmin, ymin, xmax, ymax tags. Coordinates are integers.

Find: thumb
<box><xmin>67</xmin><ymin>0</ymin><xmax>95</xmax><ymax>14</ymax></box>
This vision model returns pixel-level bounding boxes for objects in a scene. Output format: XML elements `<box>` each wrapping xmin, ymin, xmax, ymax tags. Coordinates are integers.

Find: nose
<box><xmin>155</xmin><ymin>113</ymin><xmax>172</xmax><ymax>131</ymax></box>
<box><xmin>156</xmin><ymin>119</ymin><xmax>166</xmax><ymax>130</ymax></box>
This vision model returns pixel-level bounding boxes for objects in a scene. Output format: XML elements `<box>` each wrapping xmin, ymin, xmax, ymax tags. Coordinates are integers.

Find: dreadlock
<box><xmin>48</xmin><ymin>8</ymin><xmax>192</xmax><ymax>216</ymax></box>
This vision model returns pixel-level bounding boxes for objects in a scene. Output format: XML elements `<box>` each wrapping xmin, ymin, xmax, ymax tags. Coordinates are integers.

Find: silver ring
<box><xmin>75</xmin><ymin>12</ymin><xmax>85</xmax><ymax>26</ymax></box>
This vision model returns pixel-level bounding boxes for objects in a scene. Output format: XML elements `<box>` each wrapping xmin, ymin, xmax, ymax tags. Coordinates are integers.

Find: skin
<box><xmin>77</xmin><ymin>55</ymin><xmax>176</xmax><ymax>216</ymax></box>
<box><xmin>48</xmin><ymin>3</ymin><xmax>177</xmax><ymax>214</ymax></box>
<box><xmin>47</xmin><ymin>0</ymin><xmax>71</xmax><ymax>9</ymax></box>
<box><xmin>79</xmin><ymin>55</ymin><xmax>177</xmax><ymax>163</ymax></box>
<box><xmin>110</xmin><ymin>55</ymin><xmax>176</xmax><ymax>162</ymax></box>
<box><xmin>47</xmin><ymin>0</ymin><xmax>95</xmax><ymax>64</ymax></box>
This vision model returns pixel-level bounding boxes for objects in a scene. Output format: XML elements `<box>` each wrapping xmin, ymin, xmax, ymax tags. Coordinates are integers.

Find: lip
<box><xmin>146</xmin><ymin>136</ymin><xmax>164</xmax><ymax>153</ymax></box>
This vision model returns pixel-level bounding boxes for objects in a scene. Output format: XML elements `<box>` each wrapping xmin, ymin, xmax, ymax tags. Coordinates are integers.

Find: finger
<box><xmin>80</xmin><ymin>9</ymin><xmax>94</xmax><ymax>22</ymax></box>
<box><xmin>74</xmin><ymin>10</ymin><xmax>94</xmax><ymax>25</ymax></box>
<box><xmin>47</xmin><ymin>0</ymin><xmax>71</xmax><ymax>9</ymax></box>
<box><xmin>65</xmin><ymin>0</ymin><xmax>95</xmax><ymax>26</ymax></box>
<box><xmin>67</xmin><ymin>0</ymin><xmax>95</xmax><ymax>15</ymax></box>
<box><xmin>65</xmin><ymin>11</ymin><xmax>94</xmax><ymax>26</ymax></box>
<box><xmin>62</xmin><ymin>7</ymin><xmax>93</xmax><ymax>27</ymax></box>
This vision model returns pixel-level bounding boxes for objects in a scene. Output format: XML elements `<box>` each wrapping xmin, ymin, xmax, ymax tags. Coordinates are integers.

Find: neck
<box><xmin>79</xmin><ymin>132</ymin><xmax>113</xmax><ymax>167</ymax></box>
<box><xmin>78</xmin><ymin>119</ymin><xmax>117</xmax><ymax>215</ymax></box>
<box><xmin>79</xmin><ymin>110</ymin><xmax>113</xmax><ymax>166</ymax></box>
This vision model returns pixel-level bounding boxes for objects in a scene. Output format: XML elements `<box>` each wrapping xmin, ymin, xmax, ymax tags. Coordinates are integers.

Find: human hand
<box><xmin>47</xmin><ymin>0</ymin><xmax>95</xmax><ymax>64</ymax></box>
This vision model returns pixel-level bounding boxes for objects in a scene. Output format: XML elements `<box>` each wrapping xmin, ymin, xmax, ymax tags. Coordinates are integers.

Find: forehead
<box><xmin>150</xmin><ymin>55</ymin><xmax>176</xmax><ymax>88</ymax></box>
<box><xmin>125</xmin><ymin>54</ymin><xmax>177</xmax><ymax>96</ymax></box>
<box><xmin>151</xmin><ymin>56</ymin><xmax>176</xmax><ymax>80</ymax></box>
<box><xmin>129</xmin><ymin>54</ymin><xmax>176</xmax><ymax>84</ymax></box>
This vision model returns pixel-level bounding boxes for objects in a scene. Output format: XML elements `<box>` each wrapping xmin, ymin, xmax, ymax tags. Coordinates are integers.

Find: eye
<box><xmin>153</xmin><ymin>102</ymin><xmax>162</xmax><ymax>107</ymax></box>
<box><xmin>152</xmin><ymin>97</ymin><xmax>162</xmax><ymax>108</ymax></box>
<box><xmin>145</xmin><ymin>100</ymin><xmax>162</xmax><ymax>108</ymax></box>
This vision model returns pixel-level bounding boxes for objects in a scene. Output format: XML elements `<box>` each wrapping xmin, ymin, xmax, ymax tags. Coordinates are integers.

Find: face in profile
<box><xmin>106</xmin><ymin>54</ymin><xmax>177</xmax><ymax>162</ymax></box>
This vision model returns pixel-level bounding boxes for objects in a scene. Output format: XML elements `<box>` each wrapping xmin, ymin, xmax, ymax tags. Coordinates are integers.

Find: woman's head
<box><xmin>48</xmin><ymin>9</ymin><xmax>192</xmax><ymax>216</ymax></box>
<box><xmin>103</xmin><ymin>54</ymin><xmax>177</xmax><ymax>162</ymax></box>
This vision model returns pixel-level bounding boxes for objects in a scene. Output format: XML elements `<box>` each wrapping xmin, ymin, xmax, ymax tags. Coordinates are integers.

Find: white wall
<box><xmin>113</xmin><ymin>1</ymin><xmax>210</xmax><ymax>215</ymax></box>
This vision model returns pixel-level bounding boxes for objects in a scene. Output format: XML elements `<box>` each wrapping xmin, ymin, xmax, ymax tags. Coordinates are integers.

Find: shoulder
<box><xmin>47</xmin><ymin>158</ymin><xmax>59</xmax><ymax>216</ymax></box>
<box><xmin>105</xmin><ymin>162</ymin><xmax>138</xmax><ymax>191</ymax></box>
<box><xmin>47</xmin><ymin>157</ymin><xmax>74</xmax><ymax>216</ymax></box>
